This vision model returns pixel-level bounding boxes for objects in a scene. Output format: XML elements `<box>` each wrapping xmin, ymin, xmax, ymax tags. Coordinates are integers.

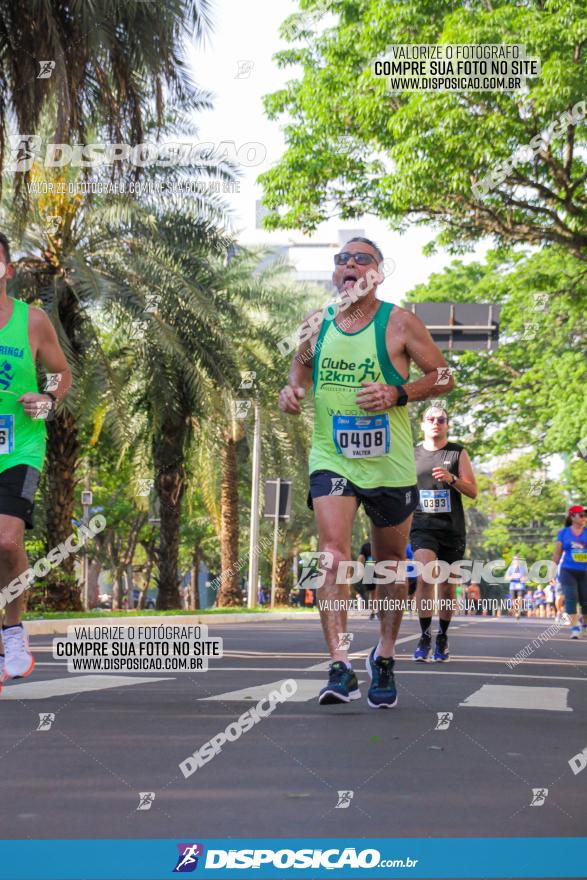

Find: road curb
<box><xmin>23</xmin><ymin>611</ymin><xmax>319</xmax><ymax>635</ymax></box>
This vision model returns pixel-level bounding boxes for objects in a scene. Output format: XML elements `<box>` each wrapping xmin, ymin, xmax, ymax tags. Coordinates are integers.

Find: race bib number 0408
<box><xmin>332</xmin><ymin>414</ymin><xmax>390</xmax><ymax>459</ymax></box>
<box><xmin>419</xmin><ymin>488</ymin><xmax>451</xmax><ymax>513</ymax></box>
<box><xmin>0</xmin><ymin>415</ymin><xmax>15</xmax><ymax>454</ymax></box>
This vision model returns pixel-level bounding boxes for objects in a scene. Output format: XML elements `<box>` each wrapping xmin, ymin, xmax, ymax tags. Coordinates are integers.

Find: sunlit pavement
<box><xmin>1</xmin><ymin>616</ymin><xmax>585</xmax><ymax>840</ymax></box>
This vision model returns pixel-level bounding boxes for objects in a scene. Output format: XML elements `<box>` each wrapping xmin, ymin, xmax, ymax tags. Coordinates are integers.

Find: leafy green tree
<box><xmin>260</xmin><ymin>0</ymin><xmax>587</xmax><ymax>258</ymax></box>
<box><xmin>88</xmin><ymin>458</ymin><xmax>150</xmax><ymax>609</ymax></box>
<box><xmin>178</xmin><ymin>491</ymin><xmax>218</xmax><ymax>609</ymax></box>
<box><xmin>188</xmin><ymin>251</ymin><xmax>314</xmax><ymax>608</ymax></box>
<box><xmin>2</xmin><ymin>179</ymin><xmax>119</xmax><ymax>609</ymax></box>
<box><xmin>405</xmin><ymin>246</ymin><xmax>587</xmax><ymax>459</ymax></box>
<box><xmin>473</xmin><ymin>452</ymin><xmax>568</xmax><ymax>572</ymax></box>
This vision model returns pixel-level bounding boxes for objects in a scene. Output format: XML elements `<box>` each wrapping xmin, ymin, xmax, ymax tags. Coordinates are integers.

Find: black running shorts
<box><xmin>0</xmin><ymin>465</ymin><xmax>41</xmax><ymax>529</ymax></box>
<box><xmin>307</xmin><ymin>470</ymin><xmax>419</xmax><ymax>529</ymax></box>
<box><xmin>410</xmin><ymin>528</ymin><xmax>466</xmax><ymax>566</ymax></box>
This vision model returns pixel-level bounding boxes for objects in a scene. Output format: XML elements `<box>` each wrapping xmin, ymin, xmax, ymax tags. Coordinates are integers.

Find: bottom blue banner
<box><xmin>0</xmin><ymin>837</ymin><xmax>584</xmax><ymax>879</ymax></box>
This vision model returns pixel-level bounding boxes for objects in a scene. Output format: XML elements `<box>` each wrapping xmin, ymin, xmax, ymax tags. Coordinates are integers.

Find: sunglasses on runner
<box><xmin>334</xmin><ymin>251</ymin><xmax>378</xmax><ymax>266</ymax></box>
<box><xmin>425</xmin><ymin>416</ymin><xmax>447</xmax><ymax>424</ymax></box>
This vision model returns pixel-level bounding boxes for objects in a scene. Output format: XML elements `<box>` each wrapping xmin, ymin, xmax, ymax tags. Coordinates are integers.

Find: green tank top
<box><xmin>0</xmin><ymin>298</ymin><xmax>46</xmax><ymax>474</ymax></box>
<box><xmin>309</xmin><ymin>301</ymin><xmax>416</xmax><ymax>489</ymax></box>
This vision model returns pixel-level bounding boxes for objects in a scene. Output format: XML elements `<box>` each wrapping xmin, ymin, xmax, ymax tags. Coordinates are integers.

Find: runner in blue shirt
<box><xmin>533</xmin><ymin>586</ymin><xmax>546</xmax><ymax>619</ymax></box>
<box><xmin>552</xmin><ymin>505</ymin><xmax>587</xmax><ymax>639</ymax></box>
<box><xmin>505</xmin><ymin>555</ymin><xmax>529</xmax><ymax>619</ymax></box>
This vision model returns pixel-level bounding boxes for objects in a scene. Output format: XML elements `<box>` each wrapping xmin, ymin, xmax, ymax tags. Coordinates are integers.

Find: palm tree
<box><xmin>4</xmin><ymin>178</ymin><xmax>119</xmax><ymax>609</ymax></box>
<box><xmin>0</xmin><ymin>0</ymin><xmax>213</xmax><ymax>198</ymax></box>
<box><xmin>99</xmin><ymin>195</ymin><xmax>250</xmax><ymax>608</ymax></box>
<box><xmin>0</xmin><ymin>0</ymin><xmax>214</xmax><ymax>607</ymax></box>
<box><xmin>1</xmin><ymin>103</ymin><xmax>235</xmax><ymax>604</ymax></box>
<box><xmin>192</xmin><ymin>250</ymin><xmax>315</xmax><ymax>608</ymax></box>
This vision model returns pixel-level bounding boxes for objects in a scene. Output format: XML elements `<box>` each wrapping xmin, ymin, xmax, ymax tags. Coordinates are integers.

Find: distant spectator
<box><xmin>505</xmin><ymin>556</ymin><xmax>528</xmax><ymax>619</ymax></box>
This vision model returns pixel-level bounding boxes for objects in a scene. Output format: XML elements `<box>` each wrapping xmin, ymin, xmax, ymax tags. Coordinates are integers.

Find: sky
<box><xmin>188</xmin><ymin>0</ymin><xmax>490</xmax><ymax>304</ymax></box>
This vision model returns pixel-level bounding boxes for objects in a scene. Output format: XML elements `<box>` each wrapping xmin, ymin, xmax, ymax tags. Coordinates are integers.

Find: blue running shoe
<box><xmin>366</xmin><ymin>648</ymin><xmax>397</xmax><ymax>709</ymax></box>
<box><xmin>318</xmin><ymin>661</ymin><xmax>361</xmax><ymax>704</ymax></box>
<box><xmin>433</xmin><ymin>633</ymin><xmax>450</xmax><ymax>662</ymax></box>
<box><xmin>413</xmin><ymin>632</ymin><xmax>431</xmax><ymax>662</ymax></box>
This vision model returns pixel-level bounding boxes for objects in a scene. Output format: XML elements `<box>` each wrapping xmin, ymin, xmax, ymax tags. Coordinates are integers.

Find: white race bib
<box><xmin>0</xmin><ymin>415</ymin><xmax>15</xmax><ymax>454</ymax></box>
<box><xmin>419</xmin><ymin>488</ymin><xmax>451</xmax><ymax>513</ymax></box>
<box><xmin>332</xmin><ymin>414</ymin><xmax>390</xmax><ymax>459</ymax></box>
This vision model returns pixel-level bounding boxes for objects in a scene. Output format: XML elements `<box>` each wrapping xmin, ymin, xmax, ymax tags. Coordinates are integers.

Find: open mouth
<box><xmin>342</xmin><ymin>270</ymin><xmax>359</xmax><ymax>290</ymax></box>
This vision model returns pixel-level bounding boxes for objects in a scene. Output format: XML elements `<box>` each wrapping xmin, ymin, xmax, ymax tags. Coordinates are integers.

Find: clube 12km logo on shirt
<box><xmin>172</xmin><ymin>843</ymin><xmax>411</xmax><ymax>872</ymax></box>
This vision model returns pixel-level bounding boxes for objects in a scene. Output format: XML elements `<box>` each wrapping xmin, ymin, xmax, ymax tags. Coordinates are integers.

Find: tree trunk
<box><xmin>137</xmin><ymin>579</ymin><xmax>149</xmax><ymax>610</ymax></box>
<box><xmin>42</xmin><ymin>279</ymin><xmax>87</xmax><ymax>611</ymax></box>
<box><xmin>274</xmin><ymin>555</ymin><xmax>292</xmax><ymax>606</ymax></box>
<box><xmin>139</xmin><ymin>529</ymin><xmax>158</xmax><ymax>608</ymax></box>
<box><xmin>126</xmin><ymin>563</ymin><xmax>135</xmax><ymax>609</ymax></box>
<box><xmin>43</xmin><ymin>409</ymin><xmax>83</xmax><ymax>610</ymax></box>
<box><xmin>87</xmin><ymin>560</ymin><xmax>101</xmax><ymax>608</ymax></box>
<box><xmin>154</xmin><ymin>432</ymin><xmax>184</xmax><ymax>609</ymax></box>
<box><xmin>190</xmin><ymin>546</ymin><xmax>201</xmax><ymax>610</ymax></box>
<box><xmin>217</xmin><ymin>429</ymin><xmax>242</xmax><ymax>607</ymax></box>
<box><xmin>112</xmin><ymin>567</ymin><xmax>125</xmax><ymax>610</ymax></box>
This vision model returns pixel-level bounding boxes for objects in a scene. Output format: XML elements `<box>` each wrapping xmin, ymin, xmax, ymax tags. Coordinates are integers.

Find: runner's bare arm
<box><xmin>400</xmin><ymin>310</ymin><xmax>455</xmax><ymax>400</ymax></box>
<box><xmin>356</xmin><ymin>310</ymin><xmax>454</xmax><ymax>411</ymax></box>
<box><xmin>455</xmin><ymin>449</ymin><xmax>478</xmax><ymax>498</ymax></box>
<box><xmin>551</xmin><ymin>541</ymin><xmax>563</xmax><ymax>566</ymax></box>
<box><xmin>279</xmin><ymin>309</ymin><xmax>324</xmax><ymax>415</ymax></box>
<box><xmin>433</xmin><ymin>449</ymin><xmax>478</xmax><ymax>499</ymax></box>
<box><xmin>30</xmin><ymin>308</ymin><xmax>72</xmax><ymax>399</ymax></box>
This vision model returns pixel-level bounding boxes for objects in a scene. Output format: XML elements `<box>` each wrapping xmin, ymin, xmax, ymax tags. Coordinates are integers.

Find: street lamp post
<box><xmin>247</xmin><ymin>399</ymin><xmax>262</xmax><ymax>609</ymax></box>
<box><xmin>80</xmin><ymin>475</ymin><xmax>92</xmax><ymax>610</ymax></box>
<box><xmin>270</xmin><ymin>478</ymin><xmax>281</xmax><ymax>609</ymax></box>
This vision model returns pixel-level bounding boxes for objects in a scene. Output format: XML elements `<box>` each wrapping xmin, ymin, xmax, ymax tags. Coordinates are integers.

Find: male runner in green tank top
<box><xmin>279</xmin><ymin>237</ymin><xmax>454</xmax><ymax>708</ymax></box>
<box><xmin>0</xmin><ymin>232</ymin><xmax>71</xmax><ymax>693</ymax></box>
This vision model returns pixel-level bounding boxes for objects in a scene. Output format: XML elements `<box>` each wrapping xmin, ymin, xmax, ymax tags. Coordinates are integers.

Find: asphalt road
<box><xmin>1</xmin><ymin>615</ymin><xmax>586</xmax><ymax>843</ymax></box>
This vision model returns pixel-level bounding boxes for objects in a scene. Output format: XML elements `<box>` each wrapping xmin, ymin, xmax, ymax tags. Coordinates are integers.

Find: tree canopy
<box><xmin>260</xmin><ymin>0</ymin><xmax>587</xmax><ymax>258</ymax></box>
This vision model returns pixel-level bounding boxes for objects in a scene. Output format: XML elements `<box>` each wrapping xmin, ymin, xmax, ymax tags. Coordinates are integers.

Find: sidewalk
<box><xmin>23</xmin><ymin>610</ymin><xmax>319</xmax><ymax>635</ymax></box>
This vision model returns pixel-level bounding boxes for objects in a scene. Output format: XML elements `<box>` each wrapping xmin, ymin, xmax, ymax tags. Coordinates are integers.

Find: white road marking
<box><xmin>459</xmin><ymin>684</ymin><xmax>572</xmax><ymax>712</ymax></box>
<box><xmin>203</xmin><ymin>672</ymin><xmax>587</xmax><ymax>703</ymax></box>
<box><xmin>398</xmin><ymin>670</ymin><xmax>587</xmax><ymax>683</ymax></box>
<box><xmin>394</xmin><ymin>655</ymin><xmax>587</xmax><ymax>667</ymax></box>
<box><xmin>203</xmin><ymin>679</ymin><xmax>323</xmax><ymax>702</ymax></box>
<box><xmin>32</xmin><ymin>664</ymin><xmax>587</xmax><ymax>683</ymax></box>
<box><xmin>1</xmin><ymin>675</ymin><xmax>174</xmax><ymax>700</ymax></box>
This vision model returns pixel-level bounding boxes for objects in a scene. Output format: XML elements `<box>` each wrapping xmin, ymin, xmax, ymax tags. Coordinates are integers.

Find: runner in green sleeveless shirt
<box><xmin>279</xmin><ymin>237</ymin><xmax>454</xmax><ymax>708</ymax></box>
<box><xmin>0</xmin><ymin>233</ymin><xmax>72</xmax><ymax>692</ymax></box>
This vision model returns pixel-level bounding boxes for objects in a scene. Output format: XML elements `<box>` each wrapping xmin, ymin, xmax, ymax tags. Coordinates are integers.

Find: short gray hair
<box><xmin>344</xmin><ymin>236</ymin><xmax>383</xmax><ymax>264</ymax></box>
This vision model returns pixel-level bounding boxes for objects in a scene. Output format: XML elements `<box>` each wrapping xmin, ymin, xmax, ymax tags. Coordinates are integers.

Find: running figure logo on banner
<box><xmin>173</xmin><ymin>843</ymin><xmax>204</xmax><ymax>873</ymax></box>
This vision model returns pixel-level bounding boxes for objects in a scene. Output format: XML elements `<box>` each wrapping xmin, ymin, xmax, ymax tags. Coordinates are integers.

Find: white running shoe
<box><xmin>570</xmin><ymin>626</ymin><xmax>581</xmax><ymax>639</ymax></box>
<box><xmin>3</xmin><ymin>625</ymin><xmax>35</xmax><ymax>679</ymax></box>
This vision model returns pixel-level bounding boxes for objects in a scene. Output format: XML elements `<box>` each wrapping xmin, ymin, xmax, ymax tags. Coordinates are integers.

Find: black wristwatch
<box><xmin>395</xmin><ymin>385</ymin><xmax>408</xmax><ymax>406</ymax></box>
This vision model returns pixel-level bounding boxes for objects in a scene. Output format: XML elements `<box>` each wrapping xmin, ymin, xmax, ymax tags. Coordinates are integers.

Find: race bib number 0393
<box><xmin>0</xmin><ymin>415</ymin><xmax>15</xmax><ymax>454</ymax></box>
<box><xmin>419</xmin><ymin>488</ymin><xmax>451</xmax><ymax>513</ymax></box>
<box><xmin>332</xmin><ymin>414</ymin><xmax>390</xmax><ymax>459</ymax></box>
